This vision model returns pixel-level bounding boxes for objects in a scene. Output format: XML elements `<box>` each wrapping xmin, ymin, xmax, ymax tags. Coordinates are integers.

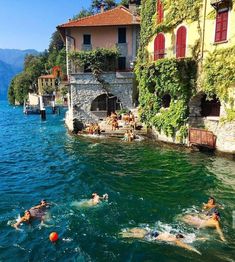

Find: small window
<box><xmin>118</xmin><ymin>28</ymin><xmax>126</xmax><ymax>43</ymax></box>
<box><xmin>215</xmin><ymin>10</ymin><xmax>228</xmax><ymax>43</ymax></box>
<box><xmin>118</xmin><ymin>57</ymin><xmax>126</xmax><ymax>70</ymax></box>
<box><xmin>83</xmin><ymin>34</ymin><xmax>91</xmax><ymax>45</ymax></box>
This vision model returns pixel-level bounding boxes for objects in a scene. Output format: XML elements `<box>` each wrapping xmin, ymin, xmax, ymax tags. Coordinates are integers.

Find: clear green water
<box><xmin>0</xmin><ymin>101</ymin><xmax>235</xmax><ymax>262</ymax></box>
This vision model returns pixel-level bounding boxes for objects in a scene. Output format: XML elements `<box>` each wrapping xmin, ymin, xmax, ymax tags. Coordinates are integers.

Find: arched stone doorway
<box><xmin>90</xmin><ymin>93</ymin><xmax>121</xmax><ymax>119</ymax></box>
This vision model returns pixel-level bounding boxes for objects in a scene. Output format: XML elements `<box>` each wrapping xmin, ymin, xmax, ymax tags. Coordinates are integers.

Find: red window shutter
<box><xmin>215</xmin><ymin>10</ymin><xmax>228</xmax><ymax>42</ymax></box>
<box><xmin>157</xmin><ymin>0</ymin><xmax>164</xmax><ymax>23</ymax></box>
<box><xmin>154</xmin><ymin>33</ymin><xmax>165</xmax><ymax>60</ymax></box>
<box><xmin>176</xmin><ymin>26</ymin><xmax>187</xmax><ymax>58</ymax></box>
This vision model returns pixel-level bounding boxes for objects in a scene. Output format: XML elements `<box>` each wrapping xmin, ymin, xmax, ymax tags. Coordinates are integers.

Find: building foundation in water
<box><xmin>65</xmin><ymin>72</ymin><xmax>136</xmax><ymax>133</ymax></box>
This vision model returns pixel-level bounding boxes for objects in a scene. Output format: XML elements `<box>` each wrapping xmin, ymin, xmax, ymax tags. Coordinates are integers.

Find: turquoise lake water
<box><xmin>0</xmin><ymin>100</ymin><xmax>235</xmax><ymax>262</ymax></box>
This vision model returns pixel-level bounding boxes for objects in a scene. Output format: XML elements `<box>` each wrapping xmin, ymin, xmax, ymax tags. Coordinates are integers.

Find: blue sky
<box><xmin>0</xmin><ymin>0</ymin><xmax>92</xmax><ymax>51</ymax></box>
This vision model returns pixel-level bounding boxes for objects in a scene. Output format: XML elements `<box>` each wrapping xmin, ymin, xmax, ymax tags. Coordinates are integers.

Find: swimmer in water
<box><xmin>13</xmin><ymin>210</ymin><xmax>32</xmax><ymax>229</ymax></box>
<box><xmin>202</xmin><ymin>196</ymin><xmax>217</xmax><ymax>215</ymax></box>
<box><xmin>13</xmin><ymin>200</ymin><xmax>50</xmax><ymax>229</ymax></box>
<box><xmin>119</xmin><ymin>228</ymin><xmax>201</xmax><ymax>254</ymax></box>
<box><xmin>29</xmin><ymin>199</ymin><xmax>50</xmax><ymax>222</ymax></box>
<box><xmin>30</xmin><ymin>199</ymin><xmax>49</xmax><ymax>210</ymax></box>
<box><xmin>89</xmin><ymin>193</ymin><xmax>108</xmax><ymax>206</ymax></box>
<box><xmin>182</xmin><ymin>210</ymin><xmax>225</xmax><ymax>241</ymax></box>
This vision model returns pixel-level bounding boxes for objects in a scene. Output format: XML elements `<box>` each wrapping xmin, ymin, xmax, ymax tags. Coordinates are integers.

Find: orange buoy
<box><xmin>49</xmin><ymin>232</ymin><xmax>59</xmax><ymax>242</ymax></box>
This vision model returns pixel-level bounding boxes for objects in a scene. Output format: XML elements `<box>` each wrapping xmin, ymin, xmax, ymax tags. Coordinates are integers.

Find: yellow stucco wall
<box><xmin>147</xmin><ymin>20</ymin><xmax>200</xmax><ymax>60</ymax></box>
<box><xmin>147</xmin><ymin>2</ymin><xmax>235</xmax><ymax>61</ymax></box>
<box><xmin>203</xmin><ymin>1</ymin><xmax>235</xmax><ymax>57</ymax></box>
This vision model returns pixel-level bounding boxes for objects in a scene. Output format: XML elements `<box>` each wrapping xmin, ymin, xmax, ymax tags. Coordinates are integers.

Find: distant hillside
<box><xmin>0</xmin><ymin>49</ymin><xmax>39</xmax><ymax>100</ymax></box>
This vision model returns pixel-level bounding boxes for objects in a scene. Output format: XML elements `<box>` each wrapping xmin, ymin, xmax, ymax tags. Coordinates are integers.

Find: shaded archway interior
<box><xmin>90</xmin><ymin>93</ymin><xmax>121</xmax><ymax>119</ymax></box>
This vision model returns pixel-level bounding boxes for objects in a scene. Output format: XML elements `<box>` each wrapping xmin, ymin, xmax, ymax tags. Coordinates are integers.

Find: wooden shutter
<box><xmin>215</xmin><ymin>10</ymin><xmax>228</xmax><ymax>43</ymax></box>
<box><xmin>157</xmin><ymin>0</ymin><xmax>164</xmax><ymax>23</ymax></box>
<box><xmin>176</xmin><ymin>26</ymin><xmax>186</xmax><ymax>58</ymax></box>
<box><xmin>154</xmin><ymin>33</ymin><xmax>165</xmax><ymax>60</ymax></box>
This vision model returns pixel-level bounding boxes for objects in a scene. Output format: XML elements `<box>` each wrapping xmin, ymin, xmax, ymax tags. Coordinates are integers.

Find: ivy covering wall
<box><xmin>156</xmin><ymin>0</ymin><xmax>203</xmax><ymax>33</ymax></box>
<box><xmin>136</xmin><ymin>58</ymin><xmax>197</xmax><ymax>139</ymax></box>
<box><xmin>69</xmin><ymin>48</ymin><xmax>119</xmax><ymax>73</ymax></box>
<box><xmin>202</xmin><ymin>46</ymin><xmax>235</xmax><ymax>102</ymax></box>
<box><xmin>135</xmin><ymin>0</ymin><xmax>199</xmax><ymax>139</ymax></box>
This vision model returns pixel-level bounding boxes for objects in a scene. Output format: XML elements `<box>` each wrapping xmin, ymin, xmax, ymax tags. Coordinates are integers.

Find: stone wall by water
<box><xmin>65</xmin><ymin>72</ymin><xmax>134</xmax><ymax>131</ymax></box>
<box><xmin>203</xmin><ymin>119</ymin><xmax>235</xmax><ymax>153</ymax></box>
<box><xmin>189</xmin><ymin>94</ymin><xmax>235</xmax><ymax>154</ymax></box>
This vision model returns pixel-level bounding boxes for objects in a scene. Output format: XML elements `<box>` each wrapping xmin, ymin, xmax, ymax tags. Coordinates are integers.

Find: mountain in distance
<box><xmin>0</xmin><ymin>48</ymin><xmax>39</xmax><ymax>100</ymax></box>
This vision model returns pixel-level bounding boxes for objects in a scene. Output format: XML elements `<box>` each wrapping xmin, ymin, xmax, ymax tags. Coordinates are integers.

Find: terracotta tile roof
<box><xmin>39</xmin><ymin>75</ymin><xmax>55</xmax><ymax>79</ymax></box>
<box><xmin>57</xmin><ymin>6</ymin><xmax>140</xmax><ymax>28</ymax></box>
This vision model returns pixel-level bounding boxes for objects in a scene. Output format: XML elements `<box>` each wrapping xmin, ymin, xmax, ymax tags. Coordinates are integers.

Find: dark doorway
<box><xmin>118</xmin><ymin>57</ymin><xmax>126</xmax><ymax>71</ymax></box>
<box><xmin>201</xmin><ymin>95</ymin><xmax>220</xmax><ymax>117</ymax></box>
<box><xmin>162</xmin><ymin>94</ymin><xmax>171</xmax><ymax>108</ymax></box>
<box><xmin>91</xmin><ymin>94</ymin><xmax>121</xmax><ymax>118</ymax></box>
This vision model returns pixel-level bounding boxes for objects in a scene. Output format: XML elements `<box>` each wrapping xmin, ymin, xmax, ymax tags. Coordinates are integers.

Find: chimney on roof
<box><xmin>68</xmin><ymin>18</ymin><xmax>72</xmax><ymax>22</ymax></box>
<box><xmin>129</xmin><ymin>0</ymin><xmax>137</xmax><ymax>15</ymax></box>
<box><xmin>100</xmin><ymin>2</ymin><xmax>105</xmax><ymax>13</ymax></box>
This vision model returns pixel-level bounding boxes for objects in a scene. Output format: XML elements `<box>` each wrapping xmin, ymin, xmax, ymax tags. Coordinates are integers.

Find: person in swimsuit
<box><xmin>182</xmin><ymin>210</ymin><xmax>225</xmax><ymax>241</ymax></box>
<box><xmin>119</xmin><ymin>228</ymin><xmax>201</xmax><ymax>254</ymax></box>
<box><xmin>203</xmin><ymin>196</ymin><xmax>216</xmax><ymax>209</ymax></box>
<box><xmin>13</xmin><ymin>200</ymin><xmax>50</xmax><ymax>229</ymax></box>
<box><xmin>89</xmin><ymin>193</ymin><xmax>109</xmax><ymax>206</ymax></box>
<box><xmin>29</xmin><ymin>199</ymin><xmax>50</xmax><ymax>222</ymax></box>
<box><xmin>13</xmin><ymin>210</ymin><xmax>32</xmax><ymax>229</ymax></box>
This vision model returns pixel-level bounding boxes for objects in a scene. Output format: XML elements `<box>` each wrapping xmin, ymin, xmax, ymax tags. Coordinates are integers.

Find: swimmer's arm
<box><xmin>175</xmin><ymin>240</ymin><xmax>201</xmax><ymax>255</ymax></box>
<box><xmin>99</xmin><ymin>194</ymin><xmax>108</xmax><ymax>200</ymax></box>
<box><xmin>13</xmin><ymin>218</ymin><xmax>23</xmax><ymax>229</ymax></box>
<box><xmin>30</xmin><ymin>204</ymin><xmax>41</xmax><ymax>209</ymax></box>
<box><xmin>216</xmin><ymin>224</ymin><xmax>225</xmax><ymax>242</ymax></box>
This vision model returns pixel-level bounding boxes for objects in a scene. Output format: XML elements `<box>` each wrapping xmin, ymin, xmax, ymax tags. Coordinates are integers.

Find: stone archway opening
<box><xmin>90</xmin><ymin>93</ymin><xmax>121</xmax><ymax>119</ymax></box>
<box><xmin>201</xmin><ymin>94</ymin><xmax>221</xmax><ymax>117</ymax></box>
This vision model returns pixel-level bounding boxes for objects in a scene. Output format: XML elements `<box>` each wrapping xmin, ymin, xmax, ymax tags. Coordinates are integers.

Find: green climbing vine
<box><xmin>151</xmin><ymin>0</ymin><xmax>203</xmax><ymax>36</ymax></box>
<box><xmin>202</xmin><ymin>46</ymin><xmax>235</xmax><ymax>103</ymax></box>
<box><xmin>135</xmin><ymin>58</ymin><xmax>197</xmax><ymax>139</ymax></box>
<box><xmin>135</xmin><ymin>0</ymin><xmax>201</xmax><ymax>140</ymax></box>
<box><xmin>137</xmin><ymin>0</ymin><xmax>156</xmax><ymax>62</ymax></box>
<box><xmin>69</xmin><ymin>48</ymin><xmax>119</xmax><ymax>72</ymax></box>
<box><xmin>69</xmin><ymin>48</ymin><xmax>119</xmax><ymax>93</ymax></box>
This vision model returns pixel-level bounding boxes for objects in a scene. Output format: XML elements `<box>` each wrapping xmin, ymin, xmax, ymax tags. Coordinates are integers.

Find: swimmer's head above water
<box><xmin>40</xmin><ymin>199</ymin><xmax>47</xmax><ymax>205</ymax></box>
<box><xmin>91</xmin><ymin>193</ymin><xmax>98</xmax><ymax>199</ymax></box>
<box><xmin>24</xmin><ymin>210</ymin><xmax>31</xmax><ymax>218</ymax></box>
<box><xmin>176</xmin><ymin>233</ymin><xmax>184</xmax><ymax>239</ymax></box>
<box><xmin>208</xmin><ymin>196</ymin><xmax>216</xmax><ymax>205</ymax></box>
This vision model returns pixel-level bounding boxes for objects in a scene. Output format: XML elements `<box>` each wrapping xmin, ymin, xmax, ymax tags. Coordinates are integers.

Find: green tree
<box><xmin>8</xmin><ymin>78</ymin><xmax>16</xmax><ymax>105</ymax></box>
<box><xmin>72</xmin><ymin>7</ymin><xmax>94</xmax><ymax>20</ymax></box>
<box><xmin>48</xmin><ymin>31</ymin><xmax>64</xmax><ymax>52</ymax></box>
<box><xmin>12</xmin><ymin>72</ymin><xmax>32</xmax><ymax>104</ymax></box>
<box><xmin>119</xmin><ymin>0</ymin><xmax>129</xmax><ymax>7</ymax></box>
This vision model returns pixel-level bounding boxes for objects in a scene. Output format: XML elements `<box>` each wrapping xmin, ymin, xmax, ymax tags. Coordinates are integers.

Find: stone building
<box><xmin>57</xmin><ymin>3</ymin><xmax>140</xmax><ymax>132</ymax></box>
<box><xmin>141</xmin><ymin>0</ymin><xmax>235</xmax><ymax>154</ymax></box>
